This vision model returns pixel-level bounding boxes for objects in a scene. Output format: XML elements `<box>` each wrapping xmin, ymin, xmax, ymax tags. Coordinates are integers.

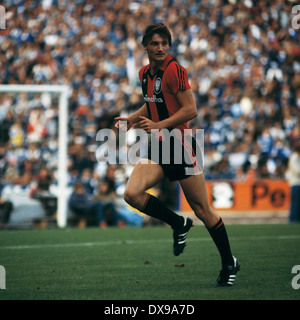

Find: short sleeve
<box><xmin>166</xmin><ymin>63</ymin><xmax>191</xmax><ymax>95</ymax></box>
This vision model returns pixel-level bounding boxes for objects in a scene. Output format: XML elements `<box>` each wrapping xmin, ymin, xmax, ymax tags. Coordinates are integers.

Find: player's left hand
<box><xmin>139</xmin><ymin>116</ymin><xmax>162</xmax><ymax>133</ymax></box>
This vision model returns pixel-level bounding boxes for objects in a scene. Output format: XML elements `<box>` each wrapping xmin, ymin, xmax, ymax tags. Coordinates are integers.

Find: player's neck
<box><xmin>149</xmin><ymin>60</ymin><xmax>164</xmax><ymax>75</ymax></box>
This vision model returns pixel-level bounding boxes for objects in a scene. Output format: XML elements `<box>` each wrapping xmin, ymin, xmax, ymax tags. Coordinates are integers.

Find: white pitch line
<box><xmin>1</xmin><ymin>234</ymin><xmax>300</xmax><ymax>250</ymax></box>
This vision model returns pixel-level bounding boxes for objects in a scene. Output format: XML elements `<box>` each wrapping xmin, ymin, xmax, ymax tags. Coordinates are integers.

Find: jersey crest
<box><xmin>154</xmin><ymin>77</ymin><xmax>162</xmax><ymax>94</ymax></box>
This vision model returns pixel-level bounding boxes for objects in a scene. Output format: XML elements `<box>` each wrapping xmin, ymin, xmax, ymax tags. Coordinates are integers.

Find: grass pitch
<box><xmin>0</xmin><ymin>223</ymin><xmax>300</xmax><ymax>300</ymax></box>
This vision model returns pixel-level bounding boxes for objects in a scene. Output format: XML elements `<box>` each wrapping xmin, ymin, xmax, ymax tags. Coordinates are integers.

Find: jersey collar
<box><xmin>158</xmin><ymin>55</ymin><xmax>173</xmax><ymax>71</ymax></box>
<box><xmin>146</xmin><ymin>55</ymin><xmax>173</xmax><ymax>77</ymax></box>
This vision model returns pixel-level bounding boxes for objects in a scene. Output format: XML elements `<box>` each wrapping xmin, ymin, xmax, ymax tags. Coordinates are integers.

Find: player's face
<box><xmin>145</xmin><ymin>33</ymin><xmax>170</xmax><ymax>65</ymax></box>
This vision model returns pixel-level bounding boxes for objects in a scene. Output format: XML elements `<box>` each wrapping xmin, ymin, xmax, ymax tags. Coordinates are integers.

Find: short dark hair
<box><xmin>141</xmin><ymin>23</ymin><xmax>172</xmax><ymax>47</ymax></box>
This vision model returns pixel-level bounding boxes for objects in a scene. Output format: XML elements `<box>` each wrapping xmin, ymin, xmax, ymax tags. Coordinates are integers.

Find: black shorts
<box><xmin>142</xmin><ymin>130</ymin><xmax>203</xmax><ymax>181</ymax></box>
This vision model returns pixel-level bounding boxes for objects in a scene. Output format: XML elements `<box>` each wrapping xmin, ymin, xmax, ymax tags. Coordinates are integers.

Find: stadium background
<box><xmin>0</xmin><ymin>0</ymin><xmax>299</xmax><ymax>228</ymax></box>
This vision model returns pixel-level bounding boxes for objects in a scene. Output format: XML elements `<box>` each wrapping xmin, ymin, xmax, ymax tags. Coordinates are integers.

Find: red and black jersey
<box><xmin>139</xmin><ymin>55</ymin><xmax>191</xmax><ymax>132</ymax></box>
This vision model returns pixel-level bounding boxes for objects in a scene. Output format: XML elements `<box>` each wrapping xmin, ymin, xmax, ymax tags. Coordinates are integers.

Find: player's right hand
<box><xmin>114</xmin><ymin>117</ymin><xmax>132</xmax><ymax>131</ymax></box>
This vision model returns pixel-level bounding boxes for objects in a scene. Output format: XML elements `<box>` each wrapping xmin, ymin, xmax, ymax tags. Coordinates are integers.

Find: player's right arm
<box><xmin>115</xmin><ymin>103</ymin><xmax>148</xmax><ymax>131</ymax></box>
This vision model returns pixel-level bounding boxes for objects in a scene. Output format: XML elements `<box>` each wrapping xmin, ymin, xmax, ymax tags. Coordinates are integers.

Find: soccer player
<box><xmin>115</xmin><ymin>23</ymin><xmax>240</xmax><ymax>286</ymax></box>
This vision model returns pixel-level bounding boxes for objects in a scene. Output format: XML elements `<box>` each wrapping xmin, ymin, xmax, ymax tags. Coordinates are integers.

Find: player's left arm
<box><xmin>139</xmin><ymin>88</ymin><xmax>197</xmax><ymax>132</ymax></box>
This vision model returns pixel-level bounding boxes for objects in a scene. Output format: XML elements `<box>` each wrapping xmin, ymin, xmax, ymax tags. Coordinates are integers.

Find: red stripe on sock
<box><xmin>212</xmin><ymin>218</ymin><xmax>223</xmax><ymax>230</ymax></box>
<box><xmin>141</xmin><ymin>193</ymin><xmax>151</xmax><ymax>212</ymax></box>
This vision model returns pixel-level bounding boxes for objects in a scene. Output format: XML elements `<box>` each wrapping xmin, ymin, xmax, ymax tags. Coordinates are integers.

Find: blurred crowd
<box><xmin>1</xmin><ymin>0</ymin><xmax>300</xmax><ymax>226</ymax></box>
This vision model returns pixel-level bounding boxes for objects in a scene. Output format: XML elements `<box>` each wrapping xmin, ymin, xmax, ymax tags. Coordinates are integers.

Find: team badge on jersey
<box><xmin>154</xmin><ymin>77</ymin><xmax>162</xmax><ymax>94</ymax></box>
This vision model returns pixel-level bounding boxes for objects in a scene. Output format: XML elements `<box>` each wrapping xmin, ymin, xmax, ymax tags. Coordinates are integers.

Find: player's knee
<box><xmin>124</xmin><ymin>189</ymin><xmax>138</xmax><ymax>207</ymax></box>
<box><xmin>194</xmin><ymin>203</ymin><xmax>213</xmax><ymax>222</ymax></box>
<box><xmin>194</xmin><ymin>207</ymin><xmax>206</xmax><ymax>222</ymax></box>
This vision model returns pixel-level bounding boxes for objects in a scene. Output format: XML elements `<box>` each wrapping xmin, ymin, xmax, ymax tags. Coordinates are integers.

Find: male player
<box><xmin>115</xmin><ymin>23</ymin><xmax>239</xmax><ymax>286</ymax></box>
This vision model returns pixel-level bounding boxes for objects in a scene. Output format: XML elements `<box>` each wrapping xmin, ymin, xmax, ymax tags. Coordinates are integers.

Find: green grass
<box><xmin>0</xmin><ymin>224</ymin><xmax>300</xmax><ymax>300</ymax></box>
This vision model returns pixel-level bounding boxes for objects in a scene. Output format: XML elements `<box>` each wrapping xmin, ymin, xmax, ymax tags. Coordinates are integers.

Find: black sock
<box><xmin>142</xmin><ymin>194</ymin><xmax>184</xmax><ymax>230</ymax></box>
<box><xmin>207</xmin><ymin>218</ymin><xmax>234</xmax><ymax>267</ymax></box>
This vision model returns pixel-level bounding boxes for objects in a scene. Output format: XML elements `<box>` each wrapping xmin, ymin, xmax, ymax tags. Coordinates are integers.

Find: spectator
<box><xmin>68</xmin><ymin>181</ymin><xmax>95</xmax><ymax>228</ymax></box>
<box><xmin>1</xmin><ymin>172</ymin><xmax>45</xmax><ymax>228</ymax></box>
<box><xmin>81</xmin><ymin>168</ymin><xmax>95</xmax><ymax>195</ymax></box>
<box><xmin>0</xmin><ymin>196</ymin><xmax>13</xmax><ymax>229</ymax></box>
<box><xmin>0</xmin><ymin>109</ymin><xmax>14</xmax><ymax>145</ymax></box>
<box><xmin>103</xmin><ymin>165</ymin><xmax>117</xmax><ymax>193</ymax></box>
<box><xmin>92</xmin><ymin>180</ymin><xmax>124</xmax><ymax>228</ymax></box>
<box><xmin>31</xmin><ymin>167</ymin><xmax>57</xmax><ymax>218</ymax></box>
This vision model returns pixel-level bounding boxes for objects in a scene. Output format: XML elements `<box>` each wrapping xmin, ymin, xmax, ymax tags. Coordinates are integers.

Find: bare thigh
<box><xmin>124</xmin><ymin>159</ymin><xmax>165</xmax><ymax>210</ymax></box>
<box><xmin>179</xmin><ymin>173</ymin><xmax>219</xmax><ymax>228</ymax></box>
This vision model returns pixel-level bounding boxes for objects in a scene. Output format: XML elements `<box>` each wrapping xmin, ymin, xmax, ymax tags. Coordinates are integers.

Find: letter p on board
<box><xmin>0</xmin><ymin>265</ymin><xmax>6</xmax><ymax>289</ymax></box>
